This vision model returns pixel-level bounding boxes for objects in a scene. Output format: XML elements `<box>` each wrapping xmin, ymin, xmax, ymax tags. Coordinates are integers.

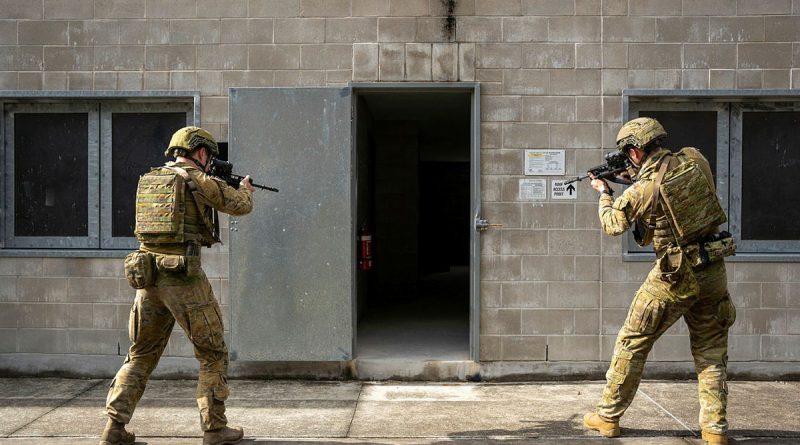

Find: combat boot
<box><xmin>583</xmin><ymin>412</ymin><xmax>620</xmax><ymax>438</ymax></box>
<box><xmin>99</xmin><ymin>419</ymin><xmax>135</xmax><ymax>445</ymax></box>
<box><xmin>203</xmin><ymin>425</ymin><xmax>244</xmax><ymax>445</ymax></box>
<box><xmin>702</xmin><ymin>430</ymin><xmax>728</xmax><ymax>445</ymax></box>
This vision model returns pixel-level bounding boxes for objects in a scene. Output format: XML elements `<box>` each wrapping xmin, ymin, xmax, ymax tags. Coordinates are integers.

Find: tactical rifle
<box><xmin>209</xmin><ymin>158</ymin><xmax>279</xmax><ymax>192</ymax></box>
<box><xmin>564</xmin><ymin>151</ymin><xmax>633</xmax><ymax>185</ymax></box>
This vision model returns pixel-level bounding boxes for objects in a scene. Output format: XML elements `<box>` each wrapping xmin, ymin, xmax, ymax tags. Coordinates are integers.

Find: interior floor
<box><xmin>357</xmin><ymin>266</ymin><xmax>470</xmax><ymax>360</ymax></box>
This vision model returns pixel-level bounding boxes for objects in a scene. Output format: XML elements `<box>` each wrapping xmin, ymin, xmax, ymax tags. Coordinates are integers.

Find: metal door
<box><xmin>228</xmin><ymin>87</ymin><xmax>353</xmax><ymax>361</ymax></box>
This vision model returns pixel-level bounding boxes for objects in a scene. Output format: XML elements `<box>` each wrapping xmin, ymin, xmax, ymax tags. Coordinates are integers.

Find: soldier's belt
<box><xmin>683</xmin><ymin>231</ymin><xmax>736</xmax><ymax>270</ymax></box>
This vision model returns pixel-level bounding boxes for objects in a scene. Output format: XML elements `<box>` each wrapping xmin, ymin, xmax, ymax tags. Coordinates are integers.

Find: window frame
<box><xmin>623</xmin><ymin>89</ymin><xmax>800</xmax><ymax>262</ymax></box>
<box><xmin>0</xmin><ymin>91</ymin><xmax>199</xmax><ymax>257</ymax></box>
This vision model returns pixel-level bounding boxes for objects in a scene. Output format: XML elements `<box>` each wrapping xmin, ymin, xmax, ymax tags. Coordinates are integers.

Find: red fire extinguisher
<box><xmin>358</xmin><ymin>225</ymin><xmax>373</xmax><ymax>271</ymax></box>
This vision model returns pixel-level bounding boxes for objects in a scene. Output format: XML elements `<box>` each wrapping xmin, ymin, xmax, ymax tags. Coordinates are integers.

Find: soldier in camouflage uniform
<box><xmin>583</xmin><ymin>118</ymin><xmax>736</xmax><ymax>445</ymax></box>
<box><xmin>101</xmin><ymin>127</ymin><xmax>254</xmax><ymax>445</ymax></box>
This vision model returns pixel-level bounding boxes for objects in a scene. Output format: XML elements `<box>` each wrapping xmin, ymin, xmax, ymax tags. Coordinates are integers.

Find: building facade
<box><xmin>1</xmin><ymin>0</ymin><xmax>799</xmax><ymax>379</ymax></box>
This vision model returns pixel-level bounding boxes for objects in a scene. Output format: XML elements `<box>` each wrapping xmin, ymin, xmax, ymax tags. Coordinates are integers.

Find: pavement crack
<box><xmin>639</xmin><ymin>389</ymin><xmax>698</xmax><ymax>437</ymax></box>
<box><xmin>6</xmin><ymin>379</ymin><xmax>106</xmax><ymax>437</ymax></box>
<box><xmin>345</xmin><ymin>382</ymin><xmax>365</xmax><ymax>438</ymax></box>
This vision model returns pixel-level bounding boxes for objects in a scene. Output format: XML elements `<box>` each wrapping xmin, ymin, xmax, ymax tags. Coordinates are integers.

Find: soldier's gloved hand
<box><xmin>240</xmin><ymin>175</ymin><xmax>255</xmax><ymax>193</ymax></box>
<box><xmin>589</xmin><ymin>173</ymin><xmax>613</xmax><ymax>195</ymax></box>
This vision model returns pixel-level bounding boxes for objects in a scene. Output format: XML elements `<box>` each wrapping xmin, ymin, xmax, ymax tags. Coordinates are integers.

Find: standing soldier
<box><xmin>102</xmin><ymin>127</ymin><xmax>255</xmax><ymax>445</ymax></box>
<box><xmin>583</xmin><ymin>118</ymin><xmax>736</xmax><ymax>445</ymax></box>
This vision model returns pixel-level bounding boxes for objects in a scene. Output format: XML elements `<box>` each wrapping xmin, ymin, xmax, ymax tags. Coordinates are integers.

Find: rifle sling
<box><xmin>166</xmin><ymin>166</ymin><xmax>221</xmax><ymax>244</ymax></box>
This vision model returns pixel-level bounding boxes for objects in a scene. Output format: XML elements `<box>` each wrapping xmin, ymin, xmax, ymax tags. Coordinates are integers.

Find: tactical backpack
<box><xmin>650</xmin><ymin>148</ymin><xmax>727</xmax><ymax>246</ymax></box>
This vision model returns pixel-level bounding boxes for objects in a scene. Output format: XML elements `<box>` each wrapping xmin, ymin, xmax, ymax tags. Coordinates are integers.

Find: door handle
<box><xmin>475</xmin><ymin>218</ymin><xmax>503</xmax><ymax>232</ymax></box>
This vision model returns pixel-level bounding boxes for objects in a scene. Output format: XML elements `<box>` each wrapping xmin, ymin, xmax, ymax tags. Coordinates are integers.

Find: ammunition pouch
<box><xmin>684</xmin><ymin>231</ymin><xmax>736</xmax><ymax>270</ymax></box>
<box><xmin>656</xmin><ymin>246</ymin><xmax>684</xmax><ymax>284</ymax></box>
<box><xmin>155</xmin><ymin>254</ymin><xmax>187</xmax><ymax>273</ymax></box>
<box><xmin>124</xmin><ymin>251</ymin><xmax>156</xmax><ymax>289</ymax></box>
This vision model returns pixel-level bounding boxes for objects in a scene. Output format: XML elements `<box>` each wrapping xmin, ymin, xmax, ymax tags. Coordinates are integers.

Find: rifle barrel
<box><xmin>231</xmin><ymin>174</ymin><xmax>279</xmax><ymax>192</ymax></box>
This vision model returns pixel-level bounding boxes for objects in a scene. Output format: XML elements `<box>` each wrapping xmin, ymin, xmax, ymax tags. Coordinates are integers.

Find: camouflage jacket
<box><xmin>598</xmin><ymin>147</ymin><xmax>716</xmax><ymax>255</ymax></box>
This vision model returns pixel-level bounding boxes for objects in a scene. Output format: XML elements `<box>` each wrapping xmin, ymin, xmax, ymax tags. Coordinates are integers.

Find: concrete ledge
<box><xmin>1</xmin><ymin>354</ymin><xmax>798</xmax><ymax>381</ymax></box>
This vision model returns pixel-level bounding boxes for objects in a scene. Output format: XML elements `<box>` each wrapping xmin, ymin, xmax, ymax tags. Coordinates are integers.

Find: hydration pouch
<box><xmin>155</xmin><ymin>254</ymin><xmax>187</xmax><ymax>273</ymax></box>
<box><xmin>659</xmin><ymin>151</ymin><xmax>727</xmax><ymax>246</ymax></box>
<box><xmin>124</xmin><ymin>251</ymin><xmax>155</xmax><ymax>289</ymax></box>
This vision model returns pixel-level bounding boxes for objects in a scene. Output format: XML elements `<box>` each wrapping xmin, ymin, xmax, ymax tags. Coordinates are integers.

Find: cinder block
<box><xmin>18</xmin><ymin>328</ymin><xmax>68</xmax><ymax>353</ymax></box>
<box><xmin>575</xmin><ymin>256</ymin><xmax>600</xmax><ymax>281</ymax></box>
<box><xmin>522</xmin><ymin>44</ymin><xmax>574</xmax><ymax>69</ymax></box>
<box><xmin>735</xmin><ymin>309</ymin><xmax>787</xmax><ymax>335</ymax></box>
<box><xmin>476</xmin><ymin>43</ymin><xmax>521</xmax><ymax>68</ymax></box>
<box><xmin>481</xmin><ymin>308</ymin><xmax>521</xmax><ymax>335</ymax></box>
<box><xmin>220</xmin><ymin>19</ymin><xmax>248</xmax><ymax>43</ymax></box>
<box><xmin>503</xmin><ymin>69</ymin><xmax>548</xmax><ymax>95</ymax></box>
<box><xmin>300</xmin><ymin>0</ymin><xmax>349</xmax><ymax>17</ymax></box>
<box><xmin>476</xmin><ymin>0</ymin><xmax>521</xmax><ymax>15</ymax></box>
<box><xmin>549</xmin><ymin>230</ymin><xmax>600</xmax><ymax>255</ymax></box>
<box><xmin>416</xmin><ymin>17</ymin><xmax>449</xmax><ymax>43</ymax></box>
<box><xmin>601</xmin><ymin>308</ymin><xmax>627</xmax><ymax>334</ymax></box>
<box><xmin>169</xmin><ymin>71</ymin><xmax>195</xmax><ymax>90</ymax></box>
<box><xmin>68</xmin><ymin>329</ymin><xmax>123</xmax><ymax>355</ymax></box>
<box><xmin>0</xmin><ymin>277</ymin><xmax>17</xmax><ymax>302</ymax></box>
<box><xmin>602</xmin><ymin>0</ymin><xmax>627</xmax><ymax>15</ymax></box>
<box><xmin>430</xmin><ymin>0</ymin><xmax>475</xmax><ymax>15</ymax></box>
<box><xmin>503</xmin><ymin>17</ymin><xmax>547</xmax><ymax>43</ymax></box>
<box><xmin>763</xmin><ymin>69</ymin><xmax>790</xmax><ymax>88</ymax></box>
<box><xmin>169</xmin><ymin>19</ymin><xmax>220</xmax><ymax>44</ymax></box>
<box><xmin>601</xmin><ymin>43</ymin><xmax>627</xmax><ymax>69</ymax></box>
<box><xmin>353</xmin><ymin>43</ymin><xmax>379</xmax><ymax>81</ymax></box>
<box><xmin>0</xmin><ymin>21</ymin><xmax>16</xmax><ymax>45</ymax></box>
<box><xmin>762</xmin><ymin>283</ymin><xmax>789</xmax><ymax>308</ymax></box>
<box><xmin>94</xmin><ymin>71</ymin><xmax>116</xmax><ymax>89</ymax></box>
<box><xmin>522</xmin><ymin>309</ymin><xmax>574</xmax><ymax>335</ymax></box>
<box><xmin>575</xmin><ymin>0</ymin><xmax>601</xmax><ymax>15</ymax></box>
<box><xmin>432</xmin><ymin>43</ymin><xmax>457</xmax><ymax>81</ymax></box>
<box><xmin>521</xmin><ymin>255</ymin><xmax>575</xmax><ymax>281</ymax></box>
<box><xmin>575</xmin><ymin>44</ymin><xmax>601</xmax><ymax>69</ymax></box>
<box><xmin>93</xmin><ymin>46</ymin><xmax>144</xmax><ymax>70</ymax></box>
<box><xmin>482</xmin><ymin>202</ymin><xmax>522</xmax><ymax>229</ymax></box>
<box><xmin>96</xmin><ymin>0</ymin><xmax>145</xmax><ymax>18</ymax></box>
<box><xmin>0</xmin><ymin>303</ymin><xmax>19</xmax><ymax>328</ymax></box>
<box><xmin>481</xmin><ymin>122</ymin><xmax>502</xmax><ymax>149</ymax></box>
<box><xmin>738</xmin><ymin>43</ymin><xmax>793</xmax><ymax>69</ymax></box>
<box><xmin>0</xmin><ymin>329</ymin><xmax>16</xmax><ymax>352</ymax></box>
<box><xmin>522</xmin><ymin>96</ymin><xmax>574</xmax><ymax>122</ymax></box>
<box><xmin>458</xmin><ymin>42</ymin><xmax>475</xmax><ymax>80</ymax></box>
<box><xmin>0</xmin><ymin>0</ymin><xmax>43</xmax><ymax>19</ymax></box>
<box><xmin>655</xmin><ymin>17</ymin><xmax>709</xmax><ymax>43</ymax></box>
<box><xmin>629</xmin><ymin>0</ymin><xmax>681</xmax><ymax>15</ymax></box>
<box><xmin>574</xmin><ymin>309</ymin><xmax>600</xmax><ymax>334</ymax></box>
<box><xmin>405</xmin><ymin>43</ymin><xmax>431</xmax><ymax>81</ymax></box>
<box><xmin>18</xmin><ymin>278</ymin><xmax>68</xmax><ymax>303</ymax></box>
<box><xmin>42</xmin><ymin>71</ymin><xmax>67</xmax><ymax>90</ymax></box>
<box><xmin>788</xmin><ymin>310</ymin><xmax>800</xmax><ymax>335</ymax></box>
<box><xmin>736</xmin><ymin>70</ymin><xmax>762</xmax><ymax>88</ymax></box>
<box><xmin>761</xmin><ymin>335</ymin><xmax>800</xmax><ymax>360</ymax></box>
<box><xmin>300</xmin><ymin>44</ymin><xmax>351</xmax><ymax>69</ymax></box>
<box><xmin>727</xmin><ymin>282</ymin><xmax>761</xmax><ymax>308</ymax></box>
<box><xmin>196</xmin><ymin>44</ymin><xmax>246</xmax><ymax>69</ymax></box>
<box><xmin>710</xmin><ymin>69</ymin><xmax>736</xmax><ymax>89</ymax></box>
<box><xmin>550</xmin><ymin>123</ymin><xmax>602</xmax><ymax>149</ymax></box>
<box><xmin>481</xmin><ymin>225</ymin><xmax>501</xmax><ymax>254</ymax></box>
<box><xmin>250</xmin><ymin>0</ymin><xmax>300</xmax><ymax>17</ymax></box>
<box><xmin>388</xmin><ymin>0</ymin><xmax>428</xmax><ymax>16</ymax></box>
<box><xmin>145</xmin><ymin>45</ymin><xmax>195</xmax><ymax>70</ymax></box>
<box><xmin>685</xmin><ymin>44</ymin><xmax>736</xmax><ymax>69</ymax></box>
<box><xmin>629</xmin><ymin>44</ymin><xmax>682</xmax><ymax>69</ymax></box>
<box><xmin>145</xmin><ymin>0</ymin><xmax>196</xmax><ymax>18</ymax></box>
<box><xmin>482</xmin><ymin>282</ymin><xmax>502</xmax><ymax>308</ymax></box>
<box><xmin>710</xmin><ymin>17</ymin><xmax>765</xmax><ymax>43</ymax></box>
<box><xmin>548</xmin><ymin>335</ymin><xmax>600</xmax><ymax>361</ymax></box>
<box><xmin>326</xmin><ymin>18</ymin><xmax>377</xmax><ymax>43</ymax></box>
<box><xmin>68</xmin><ymin>21</ymin><xmax>120</xmax><ymax>45</ymax></box>
<box><xmin>501</xmin><ymin>229</ymin><xmax>547</xmax><ymax>255</ymax></box>
<box><xmin>249</xmin><ymin>44</ymin><xmax>300</xmax><ymax>69</ymax></box>
<box><xmin>45</xmin><ymin>0</ymin><xmax>93</xmax><ymax>19</ymax></box>
<box><xmin>19</xmin><ymin>20</ymin><xmax>67</xmax><ymax>45</ymax></box>
<box><xmin>117</xmin><ymin>72</ymin><xmax>142</xmax><ymax>89</ymax></box>
<box><xmin>120</xmin><ymin>19</ymin><xmax>169</xmax><ymax>44</ymax></box>
<box><xmin>683</xmin><ymin>69</ymin><xmax>709</xmax><ymax>89</ymax></box>
<box><xmin>144</xmin><ymin>71</ymin><xmax>170</xmax><ymax>89</ymax></box>
<box><xmin>548</xmin><ymin>17</ymin><xmax>600</xmax><ymax>43</ymax></box>
<box><xmin>576</xmin><ymin>96</ymin><xmax>601</xmax><ymax>122</ymax></box>
<box><xmin>481</xmin><ymin>96</ymin><xmax>521</xmax><ymax>122</ymax></box>
<box><xmin>522</xmin><ymin>203</ymin><xmax>574</xmax><ymax>229</ymax></box>
<box><xmin>379</xmin><ymin>43</ymin><xmax>404</xmax><ymax>80</ymax></box>
<box><xmin>502</xmin><ymin>282</ymin><xmax>547</xmax><ymax>308</ymax></box>
<box><xmin>738</xmin><ymin>0</ymin><xmax>792</xmax><ymax>15</ymax></box>
<box><xmin>42</xmin><ymin>258</ymin><xmax>121</xmax><ymax>278</ymax></box>
<box><xmin>197</xmin><ymin>70</ymin><xmax>223</xmax><ymax>95</ymax></box>
<box><xmin>602</xmin><ymin>17</ymin><xmax>655</xmax><ymax>43</ymax></box>
<box><xmin>18</xmin><ymin>72</ymin><xmax>42</xmax><ymax>90</ymax></box>
<box><xmin>352</xmin><ymin>0</ymin><xmax>389</xmax><ymax>15</ymax></box>
<box><xmin>655</xmin><ymin>69</ymin><xmax>681</xmax><ymax>89</ymax></box>
<box><xmin>273</xmin><ymin>18</ymin><xmax>323</xmax><ymax>44</ymax></box>
<box><xmin>377</xmin><ymin>17</ymin><xmax>415</xmax><ymax>42</ymax></box>
<box><xmin>627</xmin><ymin>70</ymin><xmax>655</xmax><ymax>89</ymax></box>
<box><xmin>481</xmin><ymin>255</ymin><xmax>523</xmax><ymax>281</ymax></box>
<box><xmin>67</xmin><ymin>278</ymin><xmax>120</xmax><ymax>303</ymax></box>
<box><xmin>502</xmin><ymin>335</ymin><xmax>546</xmax><ymax>360</ymax></box>
<box><xmin>734</xmin><ymin>263</ymin><xmax>787</xmax><ymax>282</ymax></box>
<box><xmin>326</xmin><ymin>69</ymin><xmax>352</xmax><ymax>85</ymax></box>
<box><xmin>683</xmin><ymin>0</ymin><xmax>736</xmax><ymax>15</ymax></box>
<box><xmin>521</xmin><ymin>0</ymin><xmax>574</xmax><ymax>15</ymax></box>
<box><xmin>651</xmin><ymin>335</ymin><xmax>692</xmax><ymax>361</ymax></box>
<box><xmin>502</xmin><ymin>122</ymin><xmax>548</xmax><ymax>148</ymax></box>
<box><xmin>457</xmin><ymin>17</ymin><xmax>502</xmax><ymax>43</ymax></box>
<box><xmin>480</xmin><ymin>335</ymin><xmax>502</xmax><ymax>361</ymax></box>
<box><xmin>728</xmin><ymin>335</ymin><xmax>760</xmax><ymax>361</ymax></box>
<box><xmin>197</xmin><ymin>0</ymin><xmax>247</xmax><ymax>17</ymax></box>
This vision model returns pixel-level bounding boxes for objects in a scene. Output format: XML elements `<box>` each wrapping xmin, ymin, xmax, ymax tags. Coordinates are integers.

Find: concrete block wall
<box><xmin>1</xmin><ymin>0</ymin><xmax>799</xmax><ymax>372</ymax></box>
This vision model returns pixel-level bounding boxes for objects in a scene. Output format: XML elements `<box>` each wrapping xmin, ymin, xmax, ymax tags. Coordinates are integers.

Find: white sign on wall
<box><xmin>518</xmin><ymin>179</ymin><xmax>547</xmax><ymax>201</ymax></box>
<box><xmin>551</xmin><ymin>179</ymin><xmax>577</xmax><ymax>200</ymax></box>
<box><xmin>524</xmin><ymin>149</ymin><xmax>565</xmax><ymax>176</ymax></box>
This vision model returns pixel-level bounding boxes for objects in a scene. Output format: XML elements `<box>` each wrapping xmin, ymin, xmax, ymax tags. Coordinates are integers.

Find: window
<box><xmin>3</xmin><ymin>99</ymin><xmax>193</xmax><ymax>251</ymax></box>
<box><xmin>625</xmin><ymin>92</ymin><xmax>800</xmax><ymax>258</ymax></box>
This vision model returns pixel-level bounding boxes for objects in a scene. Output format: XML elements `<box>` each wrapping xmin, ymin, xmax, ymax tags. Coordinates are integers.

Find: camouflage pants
<box><xmin>106</xmin><ymin>271</ymin><xmax>229</xmax><ymax>431</ymax></box>
<box><xmin>596</xmin><ymin>258</ymin><xmax>735</xmax><ymax>434</ymax></box>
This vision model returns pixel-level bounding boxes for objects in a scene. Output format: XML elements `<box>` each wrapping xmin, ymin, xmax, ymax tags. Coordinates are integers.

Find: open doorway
<box><xmin>354</xmin><ymin>87</ymin><xmax>473</xmax><ymax>361</ymax></box>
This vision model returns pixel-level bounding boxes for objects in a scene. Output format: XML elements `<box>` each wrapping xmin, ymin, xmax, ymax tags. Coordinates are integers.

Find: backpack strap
<box><xmin>643</xmin><ymin>154</ymin><xmax>671</xmax><ymax>244</ymax></box>
<box><xmin>166</xmin><ymin>166</ymin><xmax>221</xmax><ymax>244</ymax></box>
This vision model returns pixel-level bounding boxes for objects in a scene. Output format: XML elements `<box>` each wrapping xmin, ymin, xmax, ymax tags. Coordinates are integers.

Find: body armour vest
<box><xmin>134</xmin><ymin>164</ymin><xmax>217</xmax><ymax>249</ymax></box>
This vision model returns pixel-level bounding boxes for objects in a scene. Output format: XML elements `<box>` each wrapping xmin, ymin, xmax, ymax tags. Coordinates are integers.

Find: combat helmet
<box><xmin>165</xmin><ymin>126</ymin><xmax>219</xmax><ymax>158</ymax></box>
<box><xmin>615</xmin><ymin>117</ymin><xmax>666</xmax><ymax>152</ymax></box>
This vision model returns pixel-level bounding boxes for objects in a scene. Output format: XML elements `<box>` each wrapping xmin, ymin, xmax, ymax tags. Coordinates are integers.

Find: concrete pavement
<box><xmin>0</xmin><ymin>378</ymin><xmax>797</xmax><ymax>444</ymax></box>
